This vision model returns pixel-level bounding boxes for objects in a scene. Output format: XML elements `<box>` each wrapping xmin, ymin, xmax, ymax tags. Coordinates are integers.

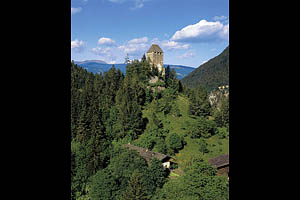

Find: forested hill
<box><xmin>71</xmin><ymin>60</ymin><xmax>229</xmax><ymax>200</ymax></box>
<box><xmin>181</xmin><ymin>46</ymin><xmax>229</xmax><ymax>91</ymax></box>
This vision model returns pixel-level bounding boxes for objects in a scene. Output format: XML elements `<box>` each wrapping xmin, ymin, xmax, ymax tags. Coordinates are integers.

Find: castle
<box><xmin>146</xmin><ymin>44</ymin><xmax>165</xmax><ymax>75</ymax></box>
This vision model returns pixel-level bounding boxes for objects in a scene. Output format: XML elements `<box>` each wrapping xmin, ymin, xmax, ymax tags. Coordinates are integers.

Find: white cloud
<box><xmin>212</xmin><ymin>16</ymin><xmax>228</xmax><ymax>22</ymax></box>
<box><xmin>219</xmin><ymin>24</ymin><xmax>229</xmax><ymax>40</ymax></box>
<box><xmin>107</xmin><ymin>0</ymin><xmax>150</xmax><ymax>9</ymax></box>
<box><xmin>161</xmin><ymin>40</ymin><xmax>190</xmax><ymax>50</ymax></box>
<box><xmin>108</xmin><ymin>60</ymin><xmax>117</xmax><ymax>64</ymax></box>
<box><xmin>71</xmin><ymin>39</ymin><xmax>85</xmax><ymax>53</ymax></box>
<box><xmin>98</xmin><ymin>37</ymin><xmax>116</xmax><ymax>45</ymax></box>
<box><xmin>170</xmin><ymin>19</ymin><xmax>229</xmax><ymax>43</ymax></box>
<box><xmin>91</xmin><ymin>47</ymin><xmax>112</xmax><ymax>55</ymax></box>
<box><xmin>118</xmin><ymin>37</ymin><xmax>149</xmax><ymax>55</ymax></box>
<box><xmin>71</xmin><ymin>7</ymin><xmax>82</xmax><ymax>15</ymax></box>
<box><xmin>128</xmin><ymin>37</ymin><xmax>148</xmax><ymax>44</ymax></box>
<box><xmin>130</xmin><ymin>0</ymin><xmax>145</xmax><ymax>10</ymax></box>
<box><xmin>91</xmin><ymin>47</ymin><xmax>117</xmax><ymax>63</ymax></box>
<box><xmin>178</xmin><ymin>51</ymin><xmax>195</xmax><ymax>59</ymax></box>
<box><xmin>118</xmin><ymin>43</ymin><xmax>148</xmax><ymax>55</ymax></box>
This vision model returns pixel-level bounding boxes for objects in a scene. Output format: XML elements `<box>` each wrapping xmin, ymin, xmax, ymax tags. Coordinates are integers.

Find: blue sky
<box><xmin>71</xmin><ymin>0</ymin><xmax>229</xmax><ymax>67</ymax></box>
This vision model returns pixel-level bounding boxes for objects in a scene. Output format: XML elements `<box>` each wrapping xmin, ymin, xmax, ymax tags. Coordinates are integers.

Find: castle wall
<box><xmin>147</xmin><ymin>52</ymin><xmax>164</xmax><ymax>72</ymax></box>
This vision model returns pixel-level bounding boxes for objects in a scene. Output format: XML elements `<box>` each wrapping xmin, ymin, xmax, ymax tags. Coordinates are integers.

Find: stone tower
<box><xmin>146</xmin><ymin>44</ymin><xmax>165</xmax><ymax>75</ymax></box>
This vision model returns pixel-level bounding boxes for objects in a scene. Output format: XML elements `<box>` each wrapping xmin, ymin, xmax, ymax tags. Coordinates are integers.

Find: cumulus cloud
<box><xmin>91</xmin><ymin>47</ymin><xmax>117</xmax><ymax>63</ymax></box>
<box><xmin>212</xmin><ymin>16</ymin><xmax>228</xmax><ymax>22</ymax></box>
<box><xmin>161</xmin><ymin>40</ymin><xmax>190</xmax><ymax>50</ymax></box>
<box><xmin>178</xmin><ymin>51</ymin><xmax>195</xmax><ymax>59</ymax></box>
<box><xmin>170</xmin><ymin>19</ymin><xmax>229</xmax><ymax>43</ymax></box>
<box><xmin>71</xmin><ymin>7</ymin><xmax>82</xmax><ymax>15</ymax></box>
<box><xmin>98</xmin><ymin>37</ymin><xmax>116</xmax><ymax>45</ymax></box>
<box><xmin>118</xmin><ymin>43</ymin><xmax>148</xmax><ymax>55</ymax></box>
<box><xmin>128</xmin><ymin>37</ymin><xmax>148</xmax><ymax>44</ymax></box>
<box><xmin>118</xmin><ymin>37</ymin><xmax>149</xmax><ymax>55</ymax></box>
<box><xmin>71</xmin><ymin>39</ymin><xmax>85</xmax><ymax>53</ymax></box>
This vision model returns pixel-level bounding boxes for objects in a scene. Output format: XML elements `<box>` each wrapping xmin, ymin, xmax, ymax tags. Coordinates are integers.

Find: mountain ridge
<box><xmin>181</xmin><ymin>46</ymin><xmax>229</xmax><ymax>91</ymax></box>
<box><xmin>74</xmin><ymin>61</ymin><xmax>195</xmax><ymax>79</ymax></box>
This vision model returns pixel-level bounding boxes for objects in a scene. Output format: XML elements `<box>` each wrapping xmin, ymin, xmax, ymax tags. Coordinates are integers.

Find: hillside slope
<box><xmin>135</xmin><ymin>94</ymin><xmax>229</xmax><ymax>170</ymax></box>
<box><xmin>181</xmin><ymin>46</ymin><xmax>229</xmax><ymax>91</ymax></box>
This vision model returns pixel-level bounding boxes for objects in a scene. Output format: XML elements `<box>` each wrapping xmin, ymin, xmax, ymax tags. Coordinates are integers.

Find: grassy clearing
<box><xmin>139</xmin><ymin>93</ymin><xmax>229</xmax><ymax>170</ymax></box>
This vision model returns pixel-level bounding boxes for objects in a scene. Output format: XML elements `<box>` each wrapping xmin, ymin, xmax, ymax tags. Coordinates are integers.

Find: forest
<box><xmin>71</xmin><ymin>56</ymin><xmax>229</xmax><ymax>200</ymax></box>
<box><xmin>181</xmin><ymin>46</ymin><xmax>229</xmax><ymax>92</ymax></box>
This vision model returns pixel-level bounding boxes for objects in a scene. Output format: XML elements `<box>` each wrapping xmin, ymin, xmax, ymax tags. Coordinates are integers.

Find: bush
<box><xmin>190</xmin><ymin>117</ymin><xmax>217</xmax><ymax>139</ymax></box>
<box><xmin>170</xmin><ymin>163</ymin><xmax>179</xmax><ymax>170</ymax></box>
<box><xmin>217</xmin><ymin>127</ymin><xmax>228</xmax><ymax>139</ymax></box>
<box><xmin>167</xmin><ymin>133</ymin><xmax>184</xmax><ymax>153</ymax></box>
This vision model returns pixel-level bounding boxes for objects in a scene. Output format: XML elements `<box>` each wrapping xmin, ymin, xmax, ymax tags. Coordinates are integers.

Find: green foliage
<box><xmin>108</xmin><ymin>148</ymin><xmax>148</xmax><ymax>192</ymax></box>
<box><xmin>213</xmin><ymin>97</ymin><xmax>229</xmax><ymax>128</ymax></box>
<box><xmin>158</xmin><ymin>160</ymin><xmax>228</xmax><ymax>200</ymax></box>
<box><xmin>198</xmin><ymin>138</ymin><xmax>209</xmax><ymax>155</ymax></box>
<box><xmin>217</xmin><ymin>127</ymin><xmax>229</xmax><ymax>139</ymax></box>
<box><xmin>143</xmin><ymin>158</ymin><xmax>168</xmax><ymax>196</ymax></box>
<box><xmin>167</xmin><ymin>132</ymin><xmax>184</xmax><ymax>153</ymax></box>
<box><xmin>90</xmin><ymin>169</ymin><xmax>119</xmax><ymax>200</ymax></box>
<box><xmin>181</xmin><ymin>46</ymin><xmax>229</xmax><ymax>92</ymax></box>
<box><xmin>152</xmin><ymin>139</ymin><xmax>167</xmax><ymax>154</ymax></box>
<box><xmin>119</xmin><ymin>169</ymin><xmax>149</xmax><ymax>200</ymax></box>
<box><xmin>71</xmin><ymin>59</ymin><xmax>229</xmax><ymax>200</ymax></box>
<box><xmin>188</xmin><ymin>85</ymin><xmax>211</xmax><ymax>117</ymax></box>
<box><xmin>190</xmin><ymin>117</ymin><xmax>217</xmax><ymax>139</ymax></box>
<box><xmin>72</xmin><ymin>142</ymin><xmax>89</xmax><ymax>199</ymax></box>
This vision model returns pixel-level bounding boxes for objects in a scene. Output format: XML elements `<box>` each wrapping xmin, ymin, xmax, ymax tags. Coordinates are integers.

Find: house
<box><xmin>208</xmin><ymin>154</ymin><xmax>229</xmax><ymax>177</ymax></box>
<box><xmin>123</xmin><ymin>143</ymin><xmax>172</xmax><ymax>168</ymax></box>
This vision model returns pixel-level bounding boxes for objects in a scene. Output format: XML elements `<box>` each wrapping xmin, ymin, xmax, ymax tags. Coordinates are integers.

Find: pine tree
<box><xmin>189</xmin><ymin>86</ymin><xmax>211</xmax><ymax>117</ymax></box>
<box><xmin>142</xmin><ymin>54</ymin><xmax>146</xmax><ymax>62</ymax></box>
<box><xmin>146</xmin><ymin>158</ymin><xmax>167</xmax><ymax>193</ymax></box>
<box><xmin>198</xmin><ymin>138</ymin><xmax>208</xmax><ymax>155</ymax></box>
<box><xmin>120</xmin><ymin>169</ymin><xmax>149</xmax><ymax>200</ymax></box>
<box><xmin>125</xmin><ymin>54</ymin><xmax>130</xmax><ymax>64</ymax></box>
<box><xmin>76</xmin><ymin>107</ymin><xmax>90</xmax><ymax>143</ymax></box>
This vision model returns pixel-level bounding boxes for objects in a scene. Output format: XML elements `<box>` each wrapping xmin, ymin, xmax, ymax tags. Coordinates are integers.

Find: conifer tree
<box><xmin>189</xmin><ymin>85</ymin><xmax>211</xmax><ymax>117</ymax></box>
<box><xmin>145</xmin><ymin>158</ymin><xmax>167</xmax><ymax>193</ymax></box>
<box><xmin>76</xmin><ymin>107</ymin><xmax>89</xmax><ymax>143</ymax></box>
<box><xmin>142</xmin><ymin>54</ymin><xmax>146</xmax><ymax>62</ymax></box>
<box><xmin>120</xmin><ymin>169</ymin><xmax>149</xmax><ymax>200</ymax></box>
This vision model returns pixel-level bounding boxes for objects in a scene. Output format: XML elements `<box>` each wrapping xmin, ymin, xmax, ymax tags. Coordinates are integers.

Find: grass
<box><xmin>169</xmin><ymin>171</ymin><xmax>180</xmax><ymax>177</ymax></box>
<box><xmin>139</xmin><ymin>93</ymin><xmax>229</xmax><ymax>171</ymax></box>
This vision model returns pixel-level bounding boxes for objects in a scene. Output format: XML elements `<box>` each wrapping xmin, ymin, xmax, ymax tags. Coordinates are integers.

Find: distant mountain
<box><xmin>75</xmin><ymin>60</ymin><xmax>107</xmax><ymax>65</ymax></box>
<box><xmin>181</xmin><ymin>46</ymin><xmax>229</xmax><ymax>91</ymax></box>
<box><xmin>74</xmin><ymin>61</ymin><xmax>195</xmax><ymax>79</ymax></box>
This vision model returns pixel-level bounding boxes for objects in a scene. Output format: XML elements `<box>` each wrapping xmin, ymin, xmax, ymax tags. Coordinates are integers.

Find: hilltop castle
<box><xmin>146</xmin><ymin>44</ymin><xmax>165</xmax><ymax>75</ymax></box>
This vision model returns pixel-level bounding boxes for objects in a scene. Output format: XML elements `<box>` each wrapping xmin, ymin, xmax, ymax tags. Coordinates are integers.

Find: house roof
<box><xmin>147</xmin><ymin>44</ymin><xmax>163</xmax><ymax>53</ymax></box>
<box><xmin>208</xmin><ymin>154</ymin><xmax>229</xmax><ymax>168</ymax></box>
<box><xmin>123</xmin><ymin>143</ymin><xmax>169</xmax><ymax>163</ymax></box>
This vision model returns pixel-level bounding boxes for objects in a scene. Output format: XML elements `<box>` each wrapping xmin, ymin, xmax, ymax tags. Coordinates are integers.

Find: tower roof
<box><xmin>147</xmin><ymin>44</ymin><xmax>163</xmax><ymax>53</ymax></box>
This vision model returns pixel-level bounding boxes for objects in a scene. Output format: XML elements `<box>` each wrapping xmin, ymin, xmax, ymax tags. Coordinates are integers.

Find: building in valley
<box><xmin>124</xmin><ymin>143</ymin><xmax>172</xmax><ymax>168</ymax></box>
<box><xmin>208</xmin><ymin>154</ymin><xmax>229</xmax><ymax>178</ymax></box>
